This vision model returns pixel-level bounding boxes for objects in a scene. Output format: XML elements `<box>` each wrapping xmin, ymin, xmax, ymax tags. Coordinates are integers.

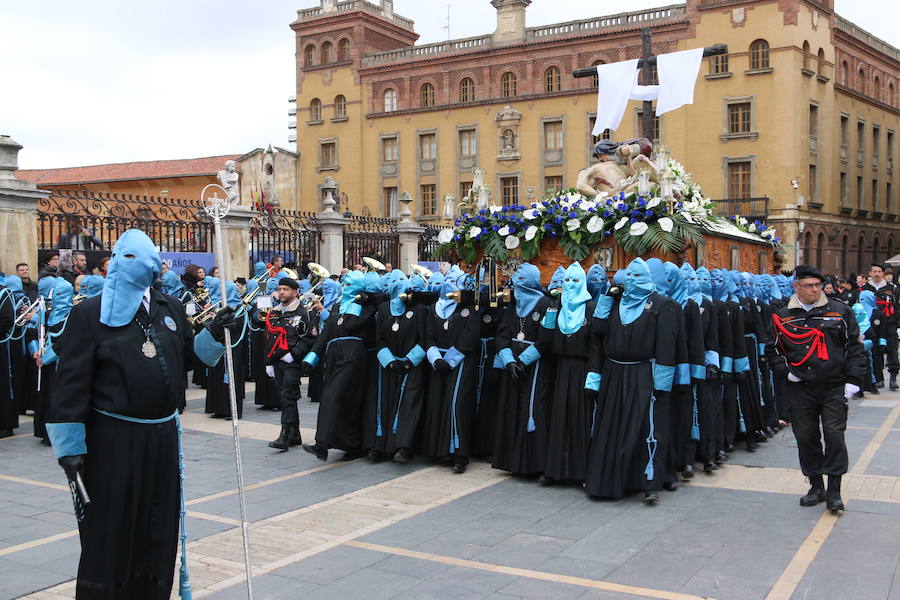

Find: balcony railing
<box><xmin>711</xmin><ymin>197</ymin><xmax>769</xmax><ymax>222</ymax></box>
<box><xmin>296</xmin><ymin>0</ymin><xmax>414</xmax><ymax>30</ymax></box>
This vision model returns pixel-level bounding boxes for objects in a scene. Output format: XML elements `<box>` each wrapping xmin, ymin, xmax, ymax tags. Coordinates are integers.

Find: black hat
<box><xmin>871</xmin><ymin>261</ymin><xmax>886</xmax><ymax>271</ymax></box>
<box><xmin>278</xmin><ymin>278</ymin><xmax>299</xmax><ymax>291</ymax></box>
<box><xmin>793</xmin><ymin>264</ymin><xmax>824</xmax><ymax>282</ymax></box>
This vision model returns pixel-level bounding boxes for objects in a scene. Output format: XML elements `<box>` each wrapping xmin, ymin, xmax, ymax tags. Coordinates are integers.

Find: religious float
<box><xmin>436</xmin><ymin>139</ymin><xmax>781</xmax><ymax>284</ymax></box>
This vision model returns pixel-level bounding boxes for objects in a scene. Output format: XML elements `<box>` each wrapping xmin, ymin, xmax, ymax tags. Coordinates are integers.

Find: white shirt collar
<box><xmin>142</xmin><ymin>288</ymin><xmax>151</xmax><ymax>313</ymax></box>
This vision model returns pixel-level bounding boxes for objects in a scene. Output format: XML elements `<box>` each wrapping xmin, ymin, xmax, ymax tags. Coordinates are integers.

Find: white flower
<box><xmin>525</xmin><ymin>225</ymin><xmax>538</xmax><ymax>241</ymax></box>
<box><xmin>523</xmin><ymin>208</ymin><xmax>539</xmax><ymax>220</ymax></box>
<box><xmin>658</xmin><ymin>217</ymin><xmax>674</xmax><ymax>233</ymax></box>
<box><xmin>761</xmin><ymin>229</ymin><xmax>775</xmax><ymax>238</ymax></box>
<box><xmin>566</xmin><ymin>218</ymin><xmax>581</xmax><ymax>231</ymax></box>
<box><xmin>437</xmin><ymin>228</ymin><xmax>454</xmax><ymax>244</ymax></box>
<box><xmin>580</xmin><ymin>200</ymin><xmax>597</xmax><ymax>212</ymax></box>
<box><xmin>646</xmin><ymin>197</ymin><xmax>661</xmax><ymax>209</ymax></box>
<box><xmin>737</xmin><ymin>216</ymin><xmax>748</xmax><ymax>226</ymax></box>
<box><xmin>469</xmin><ymin>227</ymin><xmax>482</xmax><ymax>239</ymax></box>
<box><xmin>630</xmin><ymin>222</ymin><xmax>648</xmax><ymax>236</ymax></box>
<box><xmin>586</xmin><ymin>215</ymin><xmax>604</xmax><ymax>233</ymax></box>
<box><xmin>505</xmin><ymin>235</ymin><xmax>520</xmax><ymax>249</ymax></box>
<box><xmin>614</xmin><ymin>217</ymin><xmax>629</xmax><ymax>230</ymax></box>
<box><xmin>748</xmin><ymin>223</ymin><xmax>757</xmax><ymax>233</ymax></box>
<box><xmin>596</xmin><ymin>191</ymin><xmax>610</xmax><ymax>201</ymax></box>
<box><xmin>497</xmin><ymin>225</ymin><xmax>510</xmax><ymax>236</ymax></box>
<box><xmin>489</xmin><ymin>205</ymin><xmax>502</xmax><ymax>214</ymax></box>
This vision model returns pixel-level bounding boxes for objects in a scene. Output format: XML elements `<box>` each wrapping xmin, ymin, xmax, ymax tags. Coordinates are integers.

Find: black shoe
<box><xmin>754</xmin><ymin>431</ymin><xmax>769</xmax><ymax>443</ymax></box>
<box><xmin>451</xmin><ymin>462</ymin><xmax>467</xmax><ymax>474</ymax></box>
<box><xmin>301</xmin><ymin>443</ymin><xmax>328</xmax><ymax>461</ymax></box>
<box><xmin>703</xmin><ymin>460</ymin><xmax>718</xmax><ymax>472</ymax></box>
<box><xmin>716</xmin><ymin>450</ymin><xmax>728</xmax><ymax>463</ymax></box>
<box><xmin>268</xmin><ymin>427</ymin><xmax>291</xmax><ymax>451</ymax></box>
<box><xmin>393</xmin><ymin>448</ymin><xmax>410</xmax><ymax>463</ymax></box>
<box><xmin>643</xmin><ymin>490</ymin><xmax>659</xmax><ymax>504</ymax></box>
<box><xmin>662</xmin><ymin>481</ymin><xmax>678</xmax><ymax>491</ymax></box>
<box><xmin>0</xmin><ymin>429</ymin><xmax>12</xmax><ymax>439</ymax></box>
<box><xmin>681</xmin><ymin>465</ymin><xmax>694</xmax><ymax>479</ymax></box>
<box><xmin>890</xmin><ymin>377</ymin><xmax>898</xmax><ymax>391</ymax></box>
<box><xmin>287</xmin><ymin>424</ymin><xmax>302</xmax><ymax>447</ymax></box>
<box><xmin>40</xmin><ymin>437</ymin><xmax>51</xmax><ymax>446</ymax></box>
<box><xmin>853</xmin><ymin>391</ymin><xmax>865</xmax><ymax>399</ymax></box>
<box><xmin>800</xmin><ymin>475</ymin><xmax>826</xmax><ymax>507</ymax></box>
<box><xmin>368</xmin><ymin>451</ymin><xmax>384</xmax><ymax>463</ymax></box>
<box><xmin>537</xmin><ymin>475</ymin><xmax>553</xmax><ymax>486</ymax></box>
<box><xmin>341</xmin><ymin>449</ymin><xmax>369</xmax><ymax>461</ymax></box>
<box><xmin>826</xmin><ymin>493</ymin><xmax>845</xmax><ymax>512</ymax></box>
<box><xmin>875</xmin><ymin>380</ymin><xmax>885</xmax><ymax>389</ymax></box>
<box><xmin>724</xmin><ymin>443</ymin><xmax>735</xmax><ymax>453</ymax></box>
<box><xmin>870</xmin><ymin>388</ymin><xmax>880</xmax><ymax>395</ymax></box>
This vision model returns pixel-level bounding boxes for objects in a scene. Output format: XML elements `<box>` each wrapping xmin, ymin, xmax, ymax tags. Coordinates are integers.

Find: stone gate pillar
<box><xmin>316</xmin><ymin>213</ymin><xmax>348</xmax><ymax>274</ymax></box>
<box><xmin>217</xmin><ymin>205</ymin><xmax>256</xmax><ymax>280</ymax></box>
<box><xmin>0</xmin><ymin>136</ymin><xmax>48</xmax><ymax>274</ymax></box>
<box><xmin>396</xmin><ymin>221</ymin><xmax>424</xmax><ymax>273</ymax></box>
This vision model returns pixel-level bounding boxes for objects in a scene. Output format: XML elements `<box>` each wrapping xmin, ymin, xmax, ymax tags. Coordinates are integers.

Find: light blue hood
<box><xmin>100</xmin><ymin>229</ymin><xmax>161</xmax><ymax>327</ymax></box>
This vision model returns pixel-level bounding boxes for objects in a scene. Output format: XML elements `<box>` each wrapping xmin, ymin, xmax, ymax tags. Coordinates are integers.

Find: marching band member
<box><xmin>203</xmin><ymin>278</ymin><xmax>247</xmax><ymax>420</ymax></box>
<box><xmin>861</xmin><ymin>262</ymin><xmax>899</xmax><ymax>390</ymax></box>
<box><xmin>264</xmin><ymin>277</ymin><xmax>316</xmax><ymax>450</ymax></box>
<box><xmin>0</xmin><ymin>280</ymin><xmax>16</xmax><ymax>438</ymax></box>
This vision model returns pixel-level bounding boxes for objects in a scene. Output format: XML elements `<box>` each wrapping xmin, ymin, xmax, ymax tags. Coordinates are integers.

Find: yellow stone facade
<box><xmin>290</xmin><ymin>0</ymin><xmax>898</xmax><ymax>272</ymax></box>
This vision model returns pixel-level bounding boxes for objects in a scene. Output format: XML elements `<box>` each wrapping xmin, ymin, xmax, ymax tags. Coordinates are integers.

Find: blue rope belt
<box><xmin>606</xmin><ymin>358</ymin><xmax>655</xmax><ymax>479</ymax></box>
<box><xmin>391</xmin><ymin>372</ymin><xmax>410</xmax><ymax>435</ymax></box>
<box><xmin>436</xmin><ymin>347</ymin><xmax>465</xmax><ymax>454</ymax></box>
<box><xmin>511</xmin><ymin>338</ymin><xmax>540</xmax><ymax>433</ymax></box>
<box><xmin>326</xmin><ymin>335</ymin><xmax>363</xmax><ymax>350</ymax></box>
<box><xmin>476</xmin><ymin>338</ymin><xmax>490</xmax><ymax>413</ymax></box>
<box><xmin>95</xmin><ymin>408</ymin><xmax>191</xmax><ymax>598</ymax></box>
<box><xmin>745</xmin><ymin>333</ymin><xmax>766</xmax><ymax>407</ymax></box>
<box><xmin>691</xmin><ymin>385</ymin><xmax>700</xmax><ymax>441</ymax></box>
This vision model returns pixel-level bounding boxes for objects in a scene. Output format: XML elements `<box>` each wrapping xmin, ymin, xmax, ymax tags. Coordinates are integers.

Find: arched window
<box><xmin>817</xmin><ymin>48</ymin><xmax>825</xmax><ymax>76</ymax></box>
<box><xmin>889</xmin><ymin>83</ymin><xmax>896</xmax><ymax>107</ymax></box>
<box><xmin>856</xmin><ymin>67</ymin><xmax>865</xmax><ymax>92</ymax></box>
<box><xmin>334</xmin><ymin>94</ymin><xmax>347</xmax><ymax>119</ymax></box>
<box><xmin>749</xmin><ymin>39</ymin><xmax>770</xmax><ymax>70</ymax></box>
<box><xmin>802</xmin><ymin>41</ymin><xmax>812</xmax><ymax>71</ymax></box>
<box><xmin>873</xmin><ymin>234</ymin><xmax>881</xmax><ymax>264</ymax></box>
<box><xmin>459</xmin><ymin>77</ymin><xmax>475</xmax><ymax>102</ymax></box>
<box><xmin>420</xmin><ymin>83</ymin><xmax>435</xmax><ymax>108</ymax></box>
<box><xmin>889</xmin><ymin>237</ymin><xmax>895</xmax><ymax>261</ymax></box>
<box><xmin>309</xmin><ymin>98</ymin><xmax>322</xmax><ymax>121</ymax></box>
<box><xmin>841</xmin><ymin>234</ymin><xmax>849</xmax><ymax>276</ymax></box>
<box><xmin>321</xmin><ymin>41</ymin><xmax>333</xmax><ymax>64</ymax></box>
<box><xmin>804</xmin><ymin>231</ymin><xmax>813</xmax><ymax>265</ymax></box>
<box><xmin>873</xmin><ymin>75</ymin><xmax>881</xmax><ymax>101</ymax></box>
<box><xmin>338</xmin><ymin>38</ymin><xmax>350</xmax><ymax>61</ymax></box>
<box><xmin>544</xmin><ymin>66</ymin><xmax>561</xmax><ymax>93</ymax></box>
<box><xmin>590</xmin><ymin>60</ymin><xmax>604</xmax><ymax>88</ymax></box>
<box><xmin>501</xmin><ymin>71</ymin><xmax>517</xmax><ymax>98</ymax></box>
<box><xmin>304</xmin><ymin>44</ymin><xmax>316</xmax><ymax>67</ymax></box>
<box><xmin>816</xmin><ymin>232</ymin><xmax>824</xmax><ymax>270</ymax></box>
<box><xmin>857</xmin><ymin>233</ymin><xmax>866</xmax><ymax>273</ymax></box>
<box><xmin>383</xmin><ymin>88</ymin><xmax>397</xmax><ymax>112</ymax></box>
<box><xmin>841</xmin><ymin>60</ymin><xmax>849</xmax><ymax>86</ymax></box>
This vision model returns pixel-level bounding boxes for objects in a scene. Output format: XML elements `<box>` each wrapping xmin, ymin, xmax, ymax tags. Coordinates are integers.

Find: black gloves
<box><xmin>548</xmin><ymin>292</ymin><xmax>561</xmax><ymax>310</ymax></box>
<box><xmin>433</xmin><ymin>358</ymin><xmax>452</xmax><ymax>373</ymax></box>
<box><xmin>208</xmin><ymin>306</ymin><xmax>239</xmax><ymax>343</ymax></box>
<box><xmin>505</xmin><ymin>361</ymin><xmax>524</xmax><ymax>380</ymax></box>
<box><xmin>58</xmin><ymin>454</ymin><xmax>85</xmax><ymax>482</ymax></box>
<box><xmin>607</xmin><ymin>284</ymin><xmax>624</xmax><ymax>298</ymax></box>
<box><xmin>706</xmin><ymin>365</ymin><xmax>720</xmax><ymax>381</ymax></box>
<box><xmin>300</xmin><ymin>362</ymin><xmax>314</xmax><ymax>376</ymax></box>
<box><xmin>458</xmin><ymin>290</ymin><xmax>476</xmax><ymax>307</ymax></box>
<box><xmin>355</xmin><ymin>292</ymin><xmax>369</xmax><ymax>305</ymax></box>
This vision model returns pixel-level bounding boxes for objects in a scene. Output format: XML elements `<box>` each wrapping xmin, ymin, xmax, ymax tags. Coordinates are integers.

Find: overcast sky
<box><xmin>6</xmin><ymin>0</ymin><xmax>898</xmax><ymax>170</ymax></box>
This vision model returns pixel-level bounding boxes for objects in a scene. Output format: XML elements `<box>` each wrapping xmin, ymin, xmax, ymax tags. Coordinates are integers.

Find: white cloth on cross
<box><xmin>591</xmin><ymin>48</ymin><xmax>704</xmax><ymax>135</ymax></box>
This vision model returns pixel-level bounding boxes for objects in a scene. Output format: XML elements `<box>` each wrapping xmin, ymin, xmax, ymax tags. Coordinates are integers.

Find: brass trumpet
<box><xmin>363</xmin><ymin>256</ymin><xmax>387</xmax><ymax>274</ymax></box>
<box><xmin>409</xmin><ymin>264</ymin><xmax>433</xmax><ymax>280</ymax></box>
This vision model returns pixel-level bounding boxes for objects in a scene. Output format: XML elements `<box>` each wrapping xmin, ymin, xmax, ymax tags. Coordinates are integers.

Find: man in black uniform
<box><xmin>766</xmin><ymin>265</ymin><xmax>866</xmax><ymax>513</ymax></box>
<box><xmin>862</xmin><ymin>262</ymin><xmax>900</xmax><ymax>390</ymax></box>
<box><xmin>264</xmin><ymin>277</ymin><xmax>315</xmax><ymax>451</ymax></box>
<box><xmin>45</xmin><ymin>229</ymin><xmax>236</xmax><ymax>599</ymax></box>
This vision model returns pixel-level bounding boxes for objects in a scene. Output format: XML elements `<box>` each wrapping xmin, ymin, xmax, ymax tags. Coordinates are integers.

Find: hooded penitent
<box><xmin>100</xmin><ymin>229</ymin><xmax>162</xmax><ymax>327</ymax></box>
<box><xmin>435</xmin><ymin>268</ymin><xmax>465</xmax><ymax>320</ymax></box>
<box><xmin>859</xmin><ymin>290</ymin><xmax>876</xmax><ymax>319</ymax></box>
<box><xmin>664</xmin><ymin>262</ymin><xmax>687</xmax><ymax>307</ymax></box>
<box><xmin>512</xmin><ymin>263</ymin><xmax>544</xmax><ymax>318</ymax></box>
<box><xmin>558</xmin><ymin>263</ymin><xmax>592</xmax><ymax>335</ymax></box>
<box><xmin>265</xmin><ymin>277</ymin><xmax>279</xmax><ymax>294</ymax></box>
<box><xmin>254</xmin><ymin>261</ymin><xmax>268</xmax><ymax>278</ymax></box>
<box><xmin>680</xmin><ymin>263</ymin><xmax>703</xmax><ymax>306</ymax></box>
<box><xmin>853</xmin><ymin>302</ymin><xmax>871</xmax><ymax>336</ymax></box>
<box><xmin>364</xmin><ymin>271</ymin><xmax>385</xmax><ymax>293</ymax></box>
<box><xmin>696</xmin><ymin>267</ymin><xmax>712</xmax><ymax>301</ymax></box>
<box><xmin>761</xmin><ymin>274</ymin><xmax>782</xmax><ymax>302</ymax></box>
<box><xmin>548</xmin><ymin>267</ymin><xmax>565</xmax><ymax>292</ymax></box>
<box><xmin>321</xmin><ymin>279</ymin><xmax>341</xmax><ymax>310</ymax></box>
<box><xmin>619</xmin><ymin>258</ymin><xmax>655</xmax><ymax>325</ymax></box>
<box><xmin>205</xmin><ymin>276</ymin><xmax>222</xmax><ymax>307</ymax></box>
<box><xmin>80</xmin><ymin>274</ymin><xmax>105</xmax><ymax>298</ymax></box>
<box><xmin>48</xmin><ymin>277</ymin><xmax>74</xmax><ymax>327</ymax></box>
<box><xmin>388</xmin><ymin>272</ymin><xmax>410</xmax><ymax>316</ymax></box>
<box><xmin>427</xmin><ymin>271</ymin><xmax>444</xmax><ymax>293</ymax></box>
<box><xmin>408</xmin><ymin>273</ymin><xmax>427</xmax><ymax>292</ymax></box>
<box><xmin>586</xmin><ymin>264</ymin><xmax>610</xmax><ymax>300</ymax></box>
<box><xmin>340</xmin><ymin>270</ymin><xmax>365</xmax><ymax>314</ymax></box>
<box><xmin>775</xmin><ymin>275</ymin><xmax>792</xmax><ymax>298</ymax></box>
<box><xmin>646</xmin><ymin>258</ymin><xmax>669</xmax><ymax>297</ymax></box>
<box><xmin>224</xmin><ymin>280</ymin><xmax>242</xmax><ymax>309</ymax></box>
<box><xmin>161</xmin><ymin>271</ymin><xmax>185</xmax><ymax>297</ymax></box>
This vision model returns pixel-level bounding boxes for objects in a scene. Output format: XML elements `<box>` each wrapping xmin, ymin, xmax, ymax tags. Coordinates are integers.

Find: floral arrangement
<box><xmin>728</xmin><ymin>215</ymin><xmax>781</xmax><ymax>246</ymax></box>
<box><xmin>437</xmin><ymin>159</ymin><xmax>718</xmax><ymax>263</ymax></box>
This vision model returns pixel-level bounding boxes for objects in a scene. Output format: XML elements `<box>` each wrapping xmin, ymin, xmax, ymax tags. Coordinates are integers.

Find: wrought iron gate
<box><xmin>343</xmin><ymin>216</ymin><xmax>399</xmax><ymax>268</ymax></box>
<box><xmin>249</xmin><ymin>207</ymin><xmax>319</xmax><ymax>271</ymax></box>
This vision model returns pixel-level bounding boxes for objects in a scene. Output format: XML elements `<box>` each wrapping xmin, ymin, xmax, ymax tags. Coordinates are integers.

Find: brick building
<box><xmin>289</xmin><ymin>0</ymin><xmax>898</xmax><ymax>273</ymax></box>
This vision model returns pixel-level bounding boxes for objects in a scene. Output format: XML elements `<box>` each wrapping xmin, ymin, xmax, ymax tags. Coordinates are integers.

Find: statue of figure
<box><xmin>217</xmin><ymin>160</ymin><xmax>240</xmax><ymax>205</ymax></box>
<box><xmin>503</xmin><ymin>129</ymin><xmax>515</xmax><ymax>151</ymax></box>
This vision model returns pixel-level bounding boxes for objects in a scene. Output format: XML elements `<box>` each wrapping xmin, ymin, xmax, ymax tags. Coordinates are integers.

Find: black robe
<box><xmin>0</xmin><ymin>287</ymin><xmax>16</xmax><ymax>431</ymax></box>
<box><xmin>203</xmin><ymin>312</ymin><xmax>247</xmax><ymax>418</ymax></box>
<box><xmin>696</xmin><ymin>298</ymin><xmax>722</xmax><ymax>462</ymax></box>
<box><xmin>671</xmin><ymin>298</ymin><xmax>704</xmax><ymax>472</ymax></box>
<box><xmin>585</xmin><ymin>293</ymin><xmax>678</xmax><ymax>497</ymax></box>
<box><xmin>418</xmin><ymin>303</ymin><xmax>481</xmax><ymax>462</ymax></box>
<box><xmin>310</xmin><ymin>303</ymin><xmax>376</xmax><ymax>451</ymax></box>
<box><xmin>48</xmin><ymin>290</ymin><xmax>193</xmax><ymax>600</ymax></box>
<box><xmin>492</xmin><ymin>297</ymin><xmax>553</xmax><ymax>476</ymax></box>
<box><xmin>542</xmin><ymin>300</ymin><xmax>597</xmax><ymax>483</ymax></box>
<box><xmin>368</xmin><ymin>302</ymin><xmax>428</xmax><ymax>454</ymax></box>
<box><xmin>472</xmin><ymin>302</ymin><xmax>502</xmax><ymax>458</ymax></box>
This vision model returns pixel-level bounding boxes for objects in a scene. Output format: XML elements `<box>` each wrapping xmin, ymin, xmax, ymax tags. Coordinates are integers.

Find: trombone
<box><xmin>300</xmin><ymin>262</ymin><xmax>330</xmax><ymax>309</ymax></box>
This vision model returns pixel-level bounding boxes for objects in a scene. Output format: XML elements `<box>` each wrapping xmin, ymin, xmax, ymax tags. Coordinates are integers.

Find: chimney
<box><xmin>491</xmin><ymin>0</ymin><xmax>531</xmax><ymax>44</ymax></box>
<box><xmin>381</xmin><ymin>0</ymin><xmax>394</xmax><ymax>17</ymax></box>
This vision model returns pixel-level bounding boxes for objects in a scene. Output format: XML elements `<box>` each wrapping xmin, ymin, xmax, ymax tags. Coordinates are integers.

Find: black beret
<box><xmin>278</xmin><ymin>278</ymin><xmax>299</xmax><ymax>291</ymax></box>
<box><xmin>793</xmin><ymin>264</ymin><xmax>824</xmax><ymax>282</ymax></box>
<box><xmin>871</xmin><ymin>262</ymin><xmax>886</xmax><ymax>271</ymax></box>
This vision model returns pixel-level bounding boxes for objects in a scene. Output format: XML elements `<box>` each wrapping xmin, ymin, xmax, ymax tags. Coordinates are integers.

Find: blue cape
<box><xmin>620</xmin><ymin>258</ymin><xmax>655</xmax><ymax>325</ymax></box>
<box><xmin>512</xmin><ymin>263</ymin><xmax>543</xmax><ymax>318</ymax></box>
<box><xmin>665</xmin><ymin>262</ymin><xmax>687</xmax><ymax>307</ymax></box>
<box><xmin>100</xmin><ymin>229</ymin><xmax>162</xmax><ymax>327</ymax></box>
<box><xmin>559</xmin><ymin>263</ymin><xmax>592</xmax><ymax>335</ymax></box>
<box><xmin>364</xmin><ymin>272</ymin><xmax>385</xmax><ymax>293</ymax></box>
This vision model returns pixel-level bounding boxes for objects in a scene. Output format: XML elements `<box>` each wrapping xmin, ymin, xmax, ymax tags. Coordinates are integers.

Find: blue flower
<box><xmin>619</xmin><ymin>192</ymin><xmax>625</xmax><ymax>200</ymax></box>
<box><xmin>602</xmin><ymin>210</ymin><xmax>612</xmax><ymax>218</ymax></box>
<box><xmin>568</xmin><ymin>211</ymin><xmax>577</xmax><ymax>219</ymax></box>
<box><xmin>509</xmin><ymin>227</ymin><xmax>516</xmax><ymax>234</ymax></box>
<box><xmin>729</xmin><ymin>215</ymin><xmax>736</xmax><ymax>221</ymax></box>
<box><xmin>605</xmin><ymin>199</ymin><xmax>613</xmax><ymax>206</ymax></box>
<box><xmin>550</xmin><ymin>231</ymin><xmax>558</xmax><ymax>237</ymax></box>
<box><xmin>453</xmin><ymin>234</ymin><xmax>461</xmax><ymax>242</ymax></box>
<box><xmin>630</xmin><ymin>210</ymin><xmax>641</xmax><ymax>217</ymax></box>
<box><xmin>629</xmin><ymin>217</ymin><xmax>637</xmax><ymax>224</ymax></box>
<box><xmin>604</xmin><ymin>231</ymin><xmax>612</xmax><ymax>237</ymax></box>
<box><xmin>676</xmin><ymin>202</ymin><xmax>683</xmax><ymax>210</ymax></box>
<box><xmin>617</xmin><ymin>203</ymin><xmax>627</xmax><ymax>211</ymax></box>
<box><xmin>554</xmin><ymin>217</ymin><xmax>563</xmax><ymax>224</ymax></box>
<box><xmin>479</xmin><ymin>209</ymin><xmax>488</xmax><ymax>216</ymax></box>
<box><xmin>645</xmin><ymin>210</ymin><xmax>654</xmax><ymax>218</ymax></box>
<box><xmin>637</xmin><ymin>198</ymin><xmax>647</xmax><ymax>208</ymax></box>
<box><xmin>542</xmin><ymin>201</ymin><xmax>550</xmax><ymax>207</ymax></box>
<box><xmin>492</xmin><ymin>225</ymin><xmax>500</xmax><ymax>232</ymax></box>
<box><xmin>544</xmin><ymin>223</ymin><xmax>552</xmax><ymax>231</ymax></box>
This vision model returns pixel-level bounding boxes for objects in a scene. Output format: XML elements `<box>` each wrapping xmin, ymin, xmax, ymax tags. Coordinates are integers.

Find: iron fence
<box><xmin>417</xmin><ymin>225</ymin><xmax>449</xmax><ymax>262</ymax></box>
<box><xmin>343</xmin><ymin>216</ymin><xmax>399</xmax><ymax>268</ymax></box>
<box><xmin>249</xmin><ymin>207</ymin><xmax>319</xmax><ymax>272</ymax></box>
<box><xmin>36</xmin><ymin>190</ymin><xmax>212</xmax><ymax>251</ymax></box>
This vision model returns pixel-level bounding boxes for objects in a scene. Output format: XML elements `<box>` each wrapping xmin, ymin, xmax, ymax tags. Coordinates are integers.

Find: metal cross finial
<box><xmin>203</xmin><ymin>187</ymin><xmax>231</xmax><ymax>222</ymax></box>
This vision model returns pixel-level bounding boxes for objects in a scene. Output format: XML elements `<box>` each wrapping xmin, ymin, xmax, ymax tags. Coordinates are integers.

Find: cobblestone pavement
<box><xmin>2</xmin><ymin>382</ymin><xmax>899</xmax><ymax>600</ymax></box>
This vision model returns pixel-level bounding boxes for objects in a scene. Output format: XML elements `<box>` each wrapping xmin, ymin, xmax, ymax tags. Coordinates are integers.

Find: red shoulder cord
<box><xmin>875</xmin><ymin>297</ymin><xmax>895</xmax><ymax>317</ymax></box>
<box><xmin>265</xmin><ymin>311</ymin><xmax>289</xmax><ymax>359</ymax></box>
<box><xmin>771</xmin><ymin>313</ymin><xmax>829</xmax><ymax>366</ymax></box>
